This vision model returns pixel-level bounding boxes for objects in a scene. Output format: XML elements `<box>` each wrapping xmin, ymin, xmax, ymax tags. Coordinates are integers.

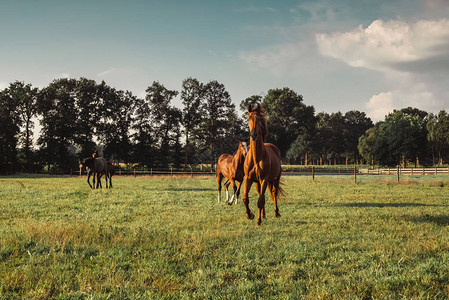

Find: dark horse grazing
<box><xmin>216</xmin><ymin>141</ymin><xmax>248</xmax><ymax>205</ymax></box>
<box><xmin>242</xmin><ymin>104</ymin><xmax>282</xmax><ymax>225</ymax></box>
<box><xmin>100</xmin><ymin>160</ymin><xmax>114</xmax><ymax>189</ymax></box>
<box><xmin>79</xmin><ymin>157</ymin><xmax>107</xmax><ymax>189</ymax></box>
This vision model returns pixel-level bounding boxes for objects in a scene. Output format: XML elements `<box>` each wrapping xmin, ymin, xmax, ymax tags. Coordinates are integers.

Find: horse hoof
<box><xmin>247</xmin><ymin>212</ymin><xmax>255</xmax><ymax>220</ymax></box>
<box><xmin>257</xmin><ymin>218</ymin><xmax>262</xmax><ymax>225</ymax></box>
<box><xmin>227</xmin><ymin>201</ymin><xmax>232</xmax><ymax>206</ymax></box>
<box><xmin>275</xmin><ymin>212</ymin><xmax>281</xmax><ymax>218</ymax></box>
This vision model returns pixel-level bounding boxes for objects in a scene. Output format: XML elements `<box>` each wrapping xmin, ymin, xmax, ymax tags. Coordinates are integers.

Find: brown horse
<box><xmin>216</xmin><ymin>141</ymin><xmax>248</xmax><ymax>205</ymax></box>
<box><xmin>100</xmin><ymin>160</ymin><xmax>114</xmax><ymax>189</ymax></box>
<box><xmin>242</xmin><ymin>104</ymin><xmax>282</xmax><ymax>225</ymax></box>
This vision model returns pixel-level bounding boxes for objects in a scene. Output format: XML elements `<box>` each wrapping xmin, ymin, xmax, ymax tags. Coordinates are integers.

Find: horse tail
<box><xmin>268</xmin><ymin>178</ymin><xmax>284</xmax><ymax>203</ymax></box>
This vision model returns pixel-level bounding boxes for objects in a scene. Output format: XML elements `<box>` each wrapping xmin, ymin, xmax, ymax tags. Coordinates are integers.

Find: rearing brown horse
<box><xmin>242</xmin><ymin>104</ymin><xmax>282</xmax><ymax>225</ymax></box>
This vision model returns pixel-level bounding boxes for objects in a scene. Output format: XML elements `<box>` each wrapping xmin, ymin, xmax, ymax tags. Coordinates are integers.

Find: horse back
<box><xmin>217</xmin><ymin>154</ymin><xmax>237</xmax><ymax>179</ymax></box>
<box><xmin>95</xmin><ymin>157</ymin><xmax>107</xmax><ymax>172</ymax></box>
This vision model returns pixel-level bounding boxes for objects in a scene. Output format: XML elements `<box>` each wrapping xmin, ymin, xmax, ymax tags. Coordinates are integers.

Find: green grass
<box><xmin>1</xmin><ymin>175</ymin><xmax>449</xmax><ymax>298</ymax></box>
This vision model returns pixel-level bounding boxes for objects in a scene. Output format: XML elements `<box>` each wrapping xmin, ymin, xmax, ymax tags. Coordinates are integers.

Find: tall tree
<box><xmin>358</xmin><ymin>126</ymin><xmax>377</xmax><ymax>165</ymax></box>
<box><xmin>372</xmin><ymin>108</ymin><xmax>429</xmax><ymax>166</ymax></box>
<box><xmin>73</xmin><ymin>78</ymin><xmax>101</xmax><ymax>159</ymax></box>
<box><xmin>36</xmin><ymin>78</ymin><xmax>78</xmax><ymax>172</ymax></box>
<box><xmin>427</xmin><ymin>110</ymin><xmax>449</xmax><ymax>165</ymax></box>
<box><xmin>145</xmin><ymin>81</ymin><xmax>181</xmax><ymax>167</ymax></box>
<box><xmin>261</xmin><ymin>88</ymin><xmax>316</xmax><ymax>158</ymax></box>
<box><xmin>343</xmin><ymin>110</ymin><xmax>373</xmax><ymax>164</ymax></box>
<box><xmin>181</xmin><ymin>78</ymin><xmax>203</xmax><ymax>167</ymax></box>
<box><xmin>7</xmin><ymin>81</ymin><xmax>39</xmax><ymax>169</ymax></box>
<box><xmin>197</xmin><ymin>80</ymin><xmax>240</xmax><ymax>167</ymax></box>
<box><xmin>132</xmin><ymin>96</ymin><xmax>154</xmax><ymax>167</ymax></box>
<box><xmin>315</xmin><ymin>112</ymin><xmax>345</xmax><ymax>164</ymax></box>
<box><xmin>97</xmin><ymin>86</ymin><xmax>136</xmax><ymax>163</ymax></box>
<box><xmin>0</xmin><ymin>86</ymin><xmax>22</xmax><ymax>173</ymax></box>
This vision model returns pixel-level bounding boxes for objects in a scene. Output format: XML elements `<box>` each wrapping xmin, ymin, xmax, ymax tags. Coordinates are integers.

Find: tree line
<box><xmin>1</xmin><ymin>77</ymin><xmax>448</xmax><ymax>174</ymax></box>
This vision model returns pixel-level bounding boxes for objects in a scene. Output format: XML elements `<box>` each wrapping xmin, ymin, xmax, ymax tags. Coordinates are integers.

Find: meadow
<box><xmin>1</xmin><ymin>174</ymin><xmax>449</xmax><ymax>299</ymax></box>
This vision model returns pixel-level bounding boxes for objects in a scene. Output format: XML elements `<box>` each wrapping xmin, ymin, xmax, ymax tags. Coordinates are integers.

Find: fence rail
<box><xmin>362</xmin><ymin>167</ymin><xmax>449</xmax><ymax>175</ymax></box>
<box><xmin>10</xmin><ymin>166</ymin><xmax>449</xmax><ymax>184</ymax></box>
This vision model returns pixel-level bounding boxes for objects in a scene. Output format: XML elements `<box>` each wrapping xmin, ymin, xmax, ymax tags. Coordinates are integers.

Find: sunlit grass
<box><xmin>1</xmin><ymin>175</ymin><xmax>449</xmax><ymax>298</ymax></box>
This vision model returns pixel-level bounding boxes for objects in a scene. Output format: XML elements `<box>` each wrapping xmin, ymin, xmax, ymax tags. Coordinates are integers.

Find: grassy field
<box><xmin>1</xmin><ymin>175</ymin><xmax>449</xmax><ymax>299</ymax></box>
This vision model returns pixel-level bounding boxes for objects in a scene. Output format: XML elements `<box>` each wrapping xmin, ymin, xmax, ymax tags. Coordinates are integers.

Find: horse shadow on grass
<box><xmin>167</xmin><ymin>188</ymin><xmax>216</xmax><ymax>192</ymax></box>
<box><xmin>338</xmin><ymin>202</ymin><xmax>438</xmax><ymax>208</ymax></box>
<box><xmin>412</xmin><ymin>214</ymin><xmax>449</xmax><ymax>226</ymax></box>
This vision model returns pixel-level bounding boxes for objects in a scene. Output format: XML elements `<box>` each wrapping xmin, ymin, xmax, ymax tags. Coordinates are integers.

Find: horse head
<box><xmin>247</xmin><ymin>104</ymin><xmax>267</xmax><ymax>142</ymax></box>
<box><xmin>239</xmin><ymin>141</ymin><xmax>249</xmax><ymax>157</ymax></box>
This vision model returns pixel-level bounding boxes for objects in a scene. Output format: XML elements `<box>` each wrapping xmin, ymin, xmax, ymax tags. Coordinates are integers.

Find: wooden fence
<box><xmin>362</xmin><ymin>167</ymin><xmax>449</xmax><ymax>176</ymax></box>
<box><xmin>25</xmin><ymin>166</ymin><xmax>449</xmax><ymax>184</ymax></box>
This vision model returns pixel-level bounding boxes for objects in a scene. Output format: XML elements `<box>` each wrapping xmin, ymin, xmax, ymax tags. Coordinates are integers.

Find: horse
<box><xmin>100</xmin><ymin>160</ymin><xmax>114</xmax><ymax>189</ymax></box>
<box><xmin>79</xmin><ymin>157</ymin><xmax>107</xmax><ymax>189</ymax></box>
<box><xmin>242</xmin><ymin>104</ymin><xmax>282</xmax><ymax>225</ymax></box>
<box><xmin>216</xmin><ymin>141</ymin><xmax>248</xmax><ymax>205</ymax></box>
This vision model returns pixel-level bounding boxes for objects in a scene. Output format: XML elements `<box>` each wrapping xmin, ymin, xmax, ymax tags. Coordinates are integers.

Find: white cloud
<box><xmin>316</xmin><ymin>19</ymin><xmax>449</xmax><ymax>71</ymax></box>
<box><xmin>59</xmin><ymin>73</ymin><xmax>71</xmax><ymax>79</ymax></box>
<box><xmin>366</xmin><ymin>92</ymin><xmax>394</xmax><ymax>120</ymax></box>
<box><xmin>366</xmin><ymin>84</ymin><xmax>441</xmax><ymax>121</ymax></box>
<box><xmin>240</xmin><ymin>42</ymin><xmax>304</xmax><ymax>76</ymax></box>
<box><xmin>317</xmin><ymin>18</ymin><xmax>449</xmax><ymax>115</ymax></box>
<box><xmin>97</xmin><ymin>68</ymin><xmax>115</xmax><ymax>77</ymax></box>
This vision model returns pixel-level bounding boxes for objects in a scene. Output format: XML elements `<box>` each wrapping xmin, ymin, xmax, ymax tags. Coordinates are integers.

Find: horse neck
<box><xmin>250</xmin><ymin>135</ymin><xmax>265</xmax><ymax>164</ymax></box>
<box><xmin>234</xmin><ymin>147</ymin><xmax>245</xmax><ymax>164</ymax></box>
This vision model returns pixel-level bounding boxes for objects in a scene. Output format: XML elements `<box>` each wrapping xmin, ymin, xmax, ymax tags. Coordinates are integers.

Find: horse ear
<box><xmin>247</xmin><ymin>104</ymin><xmax>252</xmax><ymax>112</ymax></box>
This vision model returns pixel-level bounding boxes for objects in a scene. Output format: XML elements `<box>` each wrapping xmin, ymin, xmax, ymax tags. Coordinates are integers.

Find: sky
<box><xmin>1</xmin><ymin>0</ymin><xmax>449</xmax><ymax>121</ymax></box>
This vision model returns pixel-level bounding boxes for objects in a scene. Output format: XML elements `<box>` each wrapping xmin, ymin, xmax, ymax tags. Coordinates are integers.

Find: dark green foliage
<box><xmin>371</xmin><ymin>108</ymin><xmax>429</xmax><ymax>166</ymax></box>
<box><xmin>2</xmin><ymin>76</ymin><xmax>449</xmax><ymax>170</ymax></box>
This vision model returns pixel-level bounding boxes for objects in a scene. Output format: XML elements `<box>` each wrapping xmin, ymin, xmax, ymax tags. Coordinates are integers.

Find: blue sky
<box><xmin>1</xmin><ymin>0</ymin><xmax>449</xmax><ymax>120</ymax></box>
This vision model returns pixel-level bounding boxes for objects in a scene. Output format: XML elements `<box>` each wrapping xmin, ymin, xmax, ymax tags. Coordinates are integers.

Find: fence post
<box><xmin>191</xmin><ymin>166</ymin><xmax>193</xmax><ymax>178</ymax></box>
<box><xmin>312</xmin><ymin>165</ymin><xmax>315</xmax><ymax>181</ymax></box>
<box><xmin>70</xmin><ymin>169</ymin><xmax>72</xmax><ymax>177</ymax></box>
<box><xmin>134</xmin><ymin>168</ymin><xmax>136</xmax><ymax>177</ymax></box>
<box><xmin>151</xmin><ymin>168</ymin><xmax>153</xmax><ymax>176</ymax></box>
<box><xmin>171</xmin><ymin>167</ymin><xmax>173</xmax><ymax>178</ymax></box>
<box><xmin>397</xmin><ymin>165</ymin><xmax>400</xmax><ymax>183</ymax></box>
<box><xmin>354</xmin><ymin>164</ymin><xmax>357</xmax><ymax>184</ymax></box>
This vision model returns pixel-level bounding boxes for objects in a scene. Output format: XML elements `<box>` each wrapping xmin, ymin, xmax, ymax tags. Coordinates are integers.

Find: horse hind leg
<box><xmin>225</xmin><ymin>179</ymin><xmax>235</xmax><ymax>205</ymax></box>
<box><xmin>217</xmin><ymin>173</ymin><xmax>223</xmax><ymax>203</ymax></box>
<box><xmin>270</xmin><ymin>181</ymin><xmax>281</xmax><ymax>218</ymax></box>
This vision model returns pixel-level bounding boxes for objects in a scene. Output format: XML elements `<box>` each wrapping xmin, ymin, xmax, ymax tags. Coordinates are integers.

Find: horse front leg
<box><xmin>257</xmin><ymin>180</ymin><xmax>268</xmax><ymax>226</ymax></box>
<box><xmin>97</xmin><ymin>173</ymin><xmax>102</xmax><ymax>189</ymax></box>
<box><xmin>234</xmin><ymin>180</ymin><xmax>243</xmax><ymax>205</ymax></box>
<box><xmin>242</xmin><ymin>177</ymin><xmax>254</xmax><ymax>220</ymax></box>
<box><xmin>87</xmin><ymin>172</ymin><xmax>93</xmax><ymax>189</ymax></box>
